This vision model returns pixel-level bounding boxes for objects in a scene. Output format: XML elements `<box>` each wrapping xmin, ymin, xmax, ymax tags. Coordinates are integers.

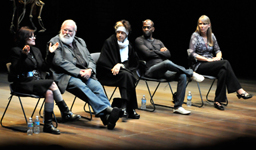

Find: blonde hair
<box><xmin>114</xmin><ymin>20</ymin><xmax>131</xmax><ymax>33</ymax></box>
<box><xmin>195</xmin><ymin>15</ymin><xmax>213</xmax><ymax>46</ymax></box>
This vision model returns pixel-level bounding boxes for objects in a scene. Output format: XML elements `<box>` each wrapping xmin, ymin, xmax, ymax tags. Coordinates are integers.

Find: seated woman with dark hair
<box><xmin>97</xmin><ymin>20</ymin><xmax>140</xmax><ymax>121</ymax></box>
<box><xmin>10</xmin><ymin>27</ymin><xmax>80</xmax><ymax>134</ymax></box>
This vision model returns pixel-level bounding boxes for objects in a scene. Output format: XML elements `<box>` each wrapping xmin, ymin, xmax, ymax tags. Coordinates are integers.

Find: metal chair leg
<box><xmin>82</xmin><ymin>103</ymin><xmax>93</xmax><ymax>120</ymax></box>
<box><xmin>70</xmin><ymin>96</ymin><xmax>77</xmax><ymax>111</ymax></box>
<box><xmin>154</xmin><ymin>82</ymin><xmax>174</xmax><ymax>109</ymax></box>
<box><xmin>31</xmin><ymin>98</ymin><xmax>41</xmax><ymax>118</ymax></box>
<box><xmin>109</xmin><ymin>87</ymin><xmax>118</xmax><ymax>101</ymax></box>
<box><xmin>0</xmin><ymin>95</ymin><xmax>13</xmax><ymax>127</ymax></box>
<box><xmin>205</xmin><ymin>79</ymin><xmax>228</xmax><ymax>106</ymax></box>
<box><xmin>206</xmin><ymin>79</ymin><xmax>216</xmax><ymax>103</ymax></box>
<box><xmin>193</xmin><ymin>82</ymin><xmax>204</xmax><ymax>108</ymax></box>
<box><xmin>39</xmin><ymin>99</ymin><xmax>45</xmax><ymax>118</ymax></box>
<box><xmin>184</xmin><ymin>80</ymin><xmax>204</xmax><ymax>108</ymax></box>
<box><xmin>70</xmin><ymin>96</ymin><xmax>93</xmax><ymax>121</ymax></box>
<box><xmin>18</xmin><ymin>96</ymin><xmax>28</xmax><ymax>124</ymax></box>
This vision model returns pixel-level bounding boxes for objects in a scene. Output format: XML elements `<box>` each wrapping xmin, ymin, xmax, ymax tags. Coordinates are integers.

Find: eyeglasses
<box><xmin>29</xmin><ymin>35</ymin><xmax>36</xmax><ymax>39</ymax></box>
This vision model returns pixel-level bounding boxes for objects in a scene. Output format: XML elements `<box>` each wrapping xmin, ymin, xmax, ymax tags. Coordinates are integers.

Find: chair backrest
<box><xmin>91</xmin><ymin>52</ymin><xmax>100</xmax><ymax>63</ymax></box>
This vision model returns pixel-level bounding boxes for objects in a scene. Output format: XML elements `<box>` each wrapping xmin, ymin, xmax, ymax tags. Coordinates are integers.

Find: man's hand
<box><xmin>80</xmin><ymin>69</ymin><xmax>92</xmax><ymax>80</ymax></box>
<box><xmin>49</xmin><ymin>42</ymin><xmax>59</xmax><ymax>53</ymax></box>
<box><xmin>160</xmin><ymin>47</ymin><xmax>168</xmax><ymax>52</ymax></box>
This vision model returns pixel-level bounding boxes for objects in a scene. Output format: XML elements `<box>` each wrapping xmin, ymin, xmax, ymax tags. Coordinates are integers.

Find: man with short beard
<box><xmin>135</xmin><ymin>19</ymin><xmax>205</xmax><ymax>115</ymax></box>
<box><xmin>46</xmin><ymin>20</ymin><xmax>122</xmax><ymax>130</ymax></box>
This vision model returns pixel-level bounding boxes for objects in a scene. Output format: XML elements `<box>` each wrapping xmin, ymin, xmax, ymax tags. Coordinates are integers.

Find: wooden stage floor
<box><xmin>0</xmin><ymin>72</ymin><xmax>255</xmax><ymax>150</ymax></box>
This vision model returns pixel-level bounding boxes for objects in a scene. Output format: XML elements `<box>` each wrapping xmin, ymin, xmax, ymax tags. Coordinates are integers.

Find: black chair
<box><xmin>89</xmin><ymin>52</ymin><xmax>118</xmax><ymax>100</ymax></box>
<box><xmin>135</xmin><ymin>61</ymin><xmax>174</xmax><ymax>112</ymax></box>
<box><xmin>0</xmin><ymin>84</ymin><xmax>44</xmax><ymax>128</ymax></box>
<box><xmin>1</xmin><ymin>63</ymin><xmax>57</xmax><ymax>130</ymax></box>
<box><xmin>186</xmin><ymin>49</ymin><xmax>228</xmax><ymax>107</ymax></box>
<box><xmin>185</xmin><ymin>75</ymin><xmax>214</xmax><ymax>108</ymax></box>
<box><xmin>69</xmin><ymin>96</ymin><xmax>93</xmax><ymax>121</ymax></box>
<box><xmin>192</xmin><ymin>74</ymin><xmax>228</xmax><ymax>106</ymax></box>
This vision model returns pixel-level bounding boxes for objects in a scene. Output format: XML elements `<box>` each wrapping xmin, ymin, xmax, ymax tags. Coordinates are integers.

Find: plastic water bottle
<box><xmin>34</xmin><ymin>116</ymin><xmax>40</xmax><ymax>134</ymax></box>
<box><xmin>27</xmin><ymin>117</ymin><xmax>33</xmax><ymax>135</ymax></box>
<box><xmin>141</xmin><ymin>95</ymin><xmax>146</xmax><ymax>109</ymax></box>
<box><xmin>187</xmin><ymin>91</ymin><xmax>192</xmax><ymax>107</ymax></box>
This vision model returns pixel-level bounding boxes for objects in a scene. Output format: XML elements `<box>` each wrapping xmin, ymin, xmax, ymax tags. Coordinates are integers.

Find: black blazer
<box><xmin>9</xmin><ymin>46</ymin><xmax>48</xmax><ymax>82</ymax></box>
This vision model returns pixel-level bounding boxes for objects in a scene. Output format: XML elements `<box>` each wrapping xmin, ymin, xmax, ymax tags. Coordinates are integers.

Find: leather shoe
<box><xmin>237</xmin><ymin>92</ymin><xmax>253</xmax><ymax>99</ymax></box>
<box><xmin>107</xmin><ymin>107</ymin><xmax>121</xmax><ymax>130</ymax></box>
<box><xmin>43</xmin><ymin>124</ymin><xmax>60</xmax><ymax>135</ymax></box>
<box><xmin>61</xmin><ymin>111</ymin><xmax>81</xmax><ymax>122</ymax></box>
<box><xmin>128</xmin><ymin>109</ymin><xmax>140</xmax><ymax>119</ymax></box>
<box><xmin>214</xmin><ymin>102</ymin><xmax>224</xmax><ymax>110</ymax></box>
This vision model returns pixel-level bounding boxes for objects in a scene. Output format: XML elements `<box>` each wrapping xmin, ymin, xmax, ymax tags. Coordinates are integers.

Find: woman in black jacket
<box><xmin>10</xmin><ymin>27</ymin><xmax>80</xmax><ymax>134</ymax></box>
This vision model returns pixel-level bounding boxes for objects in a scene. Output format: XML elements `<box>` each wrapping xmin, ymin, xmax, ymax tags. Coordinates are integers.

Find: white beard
<box><xmin>59</xmin><ymin>32</ymin><xmax>75</xmax><ymax>45</ymax></box>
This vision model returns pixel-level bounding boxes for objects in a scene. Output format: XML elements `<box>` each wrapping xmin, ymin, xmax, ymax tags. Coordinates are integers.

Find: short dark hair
<box><xmin>15</xmin><ymin>26</ymin><xmax>34</xmax><ymax>47</ymax></box>
<box><xmin>143</xmin><ymin>19</ymin><xmax>154</xmax><ymax>27</ymax></box>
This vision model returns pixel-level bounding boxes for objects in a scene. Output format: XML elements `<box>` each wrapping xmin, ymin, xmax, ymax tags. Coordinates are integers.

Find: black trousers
<box><xmin>196</xmin><ymin>60</ymin><xmax>241</xmax><ymax>102</ymax></box>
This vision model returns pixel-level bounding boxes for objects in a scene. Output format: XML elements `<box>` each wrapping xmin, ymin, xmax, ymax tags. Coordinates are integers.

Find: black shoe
<box><xmin>128</xmin><ymin>109</ymin><xmax>140</xmax><ymax>119</ymax></box>
<box><xmin>237</xmin><ymin>92</ymin><xmax>253</xmax><ymax>99</ymax></box>
<box><xmin>107</xmin><ymin>107</ymin><xmax>121</xmax><ymax>130</ymax></box>
<box><xmin>44</xmin><ymin>111</ymin><xmax>60</xmax><ymax>135</ymax></box>
<box><xmin>56</xmin><ymin>101</ymin><xmax>81</xmax><ymax>122</ymax></box>
<box><xmin>61</xmin><ymin>111</ymin><xmax>81</xmax><ymax>122</ymax></box>
<box><xmin>100</xmin><ymin>114</ymin><xmax>109</xmax><ymax>126</ymax></box>
<box><xmin>214</xmin><ymin>102</ymin><xmax>225</xmax><ymax>110</ymax></box>
<box><xmin>43</xmin><ymin>124</ymin><xmax>60</xmax><ymax>135</ymax></box>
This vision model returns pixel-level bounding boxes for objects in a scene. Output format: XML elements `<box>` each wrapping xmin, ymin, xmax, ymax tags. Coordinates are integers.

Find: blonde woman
<box><xmin>188</xmin><ymin>15</ymin><xmax>253</xmax><ymax>110</ymax></box>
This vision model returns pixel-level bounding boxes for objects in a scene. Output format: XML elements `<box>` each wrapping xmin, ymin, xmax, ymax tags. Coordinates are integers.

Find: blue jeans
<box><xmin>66</xmin><ymin>77</ymin><xmax>110</xmax><ymax>115</ymax></box>
<box><xmin>145</xmin><ymin>60</ymin><xmax>193</xmax><ymax>108</ymax></box>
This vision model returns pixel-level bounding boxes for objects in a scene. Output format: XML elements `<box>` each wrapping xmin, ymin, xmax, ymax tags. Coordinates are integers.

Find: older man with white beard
<box><xmin>46</xmin><ymin>20</ymin><xmax>122</xmax><ymax>130</ymax></box>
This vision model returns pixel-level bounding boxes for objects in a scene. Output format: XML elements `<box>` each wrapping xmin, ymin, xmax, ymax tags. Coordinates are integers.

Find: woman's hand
<box><xmin>49</xmin><ymin>42</ymin><xmax>59</xmax><ymax>53</ymax></box>
<box><xmin>111</xmin><ymin>63</ymin><xmax>124</xmax><ymax>75</ymax></box>
<box><xmin>207</xmin><ymin>57</ymin><xmax>221</xmax><ymax>62</ymax></box>
<box><xmin>22</xmin><ymin>45</ymin><xmax>30</xmax><ymax>55</ymax></box>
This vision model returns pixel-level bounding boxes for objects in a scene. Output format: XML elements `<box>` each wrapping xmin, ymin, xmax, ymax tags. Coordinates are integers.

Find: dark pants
<box><xmin>196</xmin><ymin>60</ymin><xmax>241</xmax><ymax>102</ymax></box>
<box><xmin>119</xmin><ymin>87</ymin><xmax>138</xmax><ymax>112</ymax></box>
<box><xmin>99</xmin><ymin>69</ymin><xmax>138</xmax><ymax>111</ymax></box>
<box><xmin>145</xmin><ymin>60</ymin><xmax>193</xmax><ymax>108</ymax></box>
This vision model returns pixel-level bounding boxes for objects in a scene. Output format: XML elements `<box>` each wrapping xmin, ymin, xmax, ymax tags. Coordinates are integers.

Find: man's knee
<box><xmin>179</xmin><ymin>74</ymin><xmax>187</xmax><ymax>81</ymax></box>
<box><xmin>163</xmin><ymin>59</ymin><xmax>173</xmax><ymax>65</ymax></box>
